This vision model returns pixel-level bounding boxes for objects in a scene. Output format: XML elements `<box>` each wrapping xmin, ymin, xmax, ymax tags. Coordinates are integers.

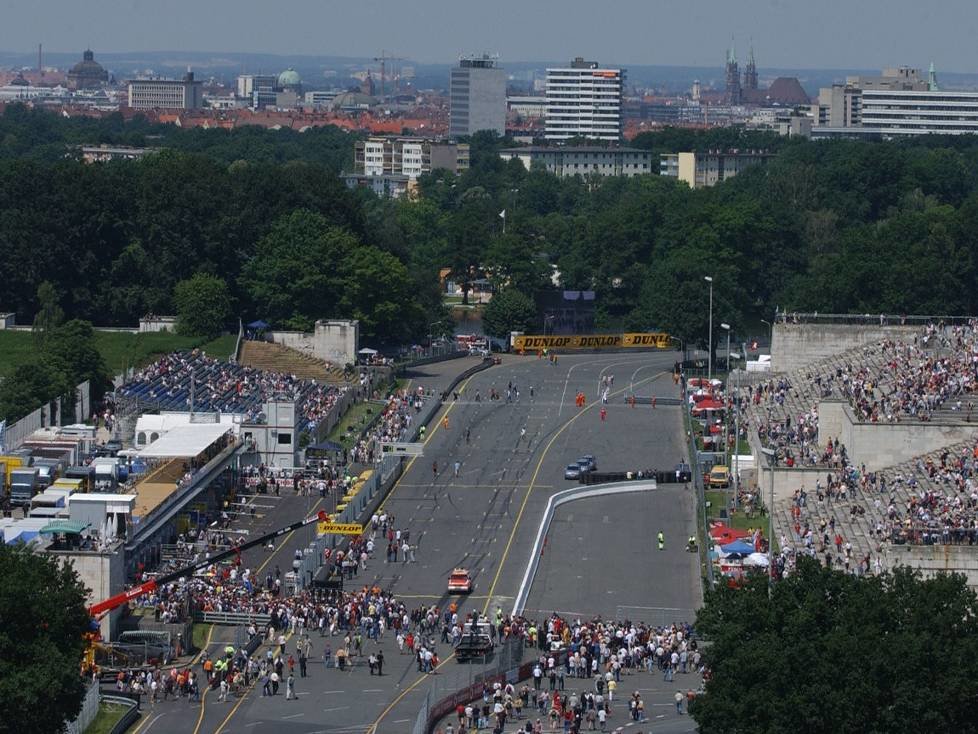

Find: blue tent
<box><xmin>720</xmin><ymin>540</ymin><xmax>755</xmax><ymax>555</ymax></box>
<box><xmin>247</xmin><ymin>319</ymin><xmax>270</xmax><ymax>330</ymax></box>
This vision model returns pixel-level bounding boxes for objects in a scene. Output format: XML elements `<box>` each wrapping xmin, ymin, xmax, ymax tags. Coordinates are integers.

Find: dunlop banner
<box><xmin>512</xmin><ymin>332</ymin><xmax>672</xmax><ymax>351</ymax></box>
<box><xmin>316</xmin><ymin>522</ymin><xmax>364</xmax><ymax>536</ymax></box>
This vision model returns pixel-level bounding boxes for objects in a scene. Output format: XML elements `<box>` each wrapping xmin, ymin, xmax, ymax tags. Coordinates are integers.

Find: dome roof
<box><xmin>9</xmin><ymin>72</ymin><xmax>28</xmax><ymax>87</ymax></box>
<box><xmin>67</xmin><ymin>50</ymin><xmax>108</xmax><ymax>89</ymax></box>
<box><xmin>278</xmin><ymin>68</ymin><xmax>301</xmax><ymax>87</ymax></box>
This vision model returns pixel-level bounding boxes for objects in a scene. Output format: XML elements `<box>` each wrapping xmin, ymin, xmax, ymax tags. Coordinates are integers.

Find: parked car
<box><xmin>578</xmin><ymin>455</ymin><xmax>597</xmax><ymax>472</ymax></box>
<box><xmin>564</xmin><ymin>464</ymin><xmax>582</xmax><ymax>480</ymax></box>
<box><xmin>708</xmin><ymin>465</ymin><xmax>731</xmax><ymax>488</ymax></box>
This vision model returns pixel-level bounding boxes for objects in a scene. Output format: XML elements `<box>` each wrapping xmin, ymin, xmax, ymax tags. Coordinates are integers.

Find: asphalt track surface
<box><xmin>142</xmin><ymin>351</ymin><xmax>699</xmax><ymax>734</ymax></box>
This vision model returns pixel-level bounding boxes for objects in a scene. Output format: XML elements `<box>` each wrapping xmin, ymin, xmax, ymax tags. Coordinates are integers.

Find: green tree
<box><xmin>692</xmin><ymin>558</ymin><xmax>978</xmax><ymax>734</ymax></box>
<box><xmin>44</xmin><ymin>320</ymin><xmax>111</xmax><ymax>410</ymax></box>
<box><xmin>173</xmin><ymin>273</ymin><xmax>233</xmax><ymax>339</ymax></box>
<box><xmin>0</xmin><ymin>361</ymin><xmax>69</xmax><ymax>422</ymax></box>
<box><xmin>337</xmin><ymin>246</ymin><xmax>425</xmax><ymax>342</ymax></box>
<box><xmin>482</xmin><ymin>287</ymin><xmax>537</xmax><ymax>340</ymax></box>
<box><xmin>0</xmin><ymin>543</ymin><xmax>91</xmax><ymax>734</ymax></box>
<box><xmin>31</xmin><ymin>280</ymin><xmax>64</xmax><ymax>348</ymax></box>
<box><xmin>240</xmin><ymin>210</ymin><xmax>357</xmax><ymax>331</ymax></box>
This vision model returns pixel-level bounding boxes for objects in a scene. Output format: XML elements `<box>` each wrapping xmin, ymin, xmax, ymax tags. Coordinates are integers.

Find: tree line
<box><xmin>4</xmin><ymin>103</ymin><xmax>978</xmax><ymax>354</ymax></box>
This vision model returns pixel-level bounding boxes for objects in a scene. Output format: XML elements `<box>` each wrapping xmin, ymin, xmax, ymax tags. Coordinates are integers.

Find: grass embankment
<box><xmin>705</xmin><ymin>489</ymin><xmax>767</xmax><ymax>532</ymax></box>
<box><xmin>0</xmin><ymin>330</ymin><xmax>237</xmax><ymax>378</ymax></box>
<box><xmin>192</xmin><ymin>622</ymin><xmax>212</xmax><ymax>651</ymax></box>
<box><xmin>328</xmin><ymin>400</ymin><xmax>384</xmax><ymax>449</ymax></box>
<box><xmin>83</xmin><ymin>702</ymin><xmax>128</xmax><ymax>734</ymax></box>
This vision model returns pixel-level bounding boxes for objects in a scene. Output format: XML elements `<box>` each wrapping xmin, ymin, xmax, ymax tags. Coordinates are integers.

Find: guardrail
<box><xmin>511</xmin><ymin>480</ymin><xmax>657</xmax><ymax>617</ymax></box>
<box><xmin>102</xmin><ymin>693</ymin><xmax>140</xmax><ymax>734</ymax></box>
<box><xmin>193</xmin><ymin>611</ymin><xmax>271</xmax><ymax>627</ymax></box>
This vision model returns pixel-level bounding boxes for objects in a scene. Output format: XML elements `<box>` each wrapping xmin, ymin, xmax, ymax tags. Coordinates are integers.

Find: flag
<box><xmin>499</xmin><ymin>210</ymin><xmax>506</xmax><ymax>219</ymax></box>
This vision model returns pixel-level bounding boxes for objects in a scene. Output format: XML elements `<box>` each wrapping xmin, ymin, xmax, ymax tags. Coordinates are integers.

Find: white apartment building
<box><xmin>500</xmin><ymin>146</ymin><xmax>652</xmax><ymax>177</ymax></box>
<box><xmin>348</xmin><ymin>137</ymin><xmax>470</xmax><ymax>198</ymax></box>
<box><xmin>127</xmin><ymin>72</ymin><xmax>203</xmax><ymax>110</ymax></box>
<box><xmin>545</xmin><ymin>57</ymin><xmax>624</xmax><ymax>141</ymax></box>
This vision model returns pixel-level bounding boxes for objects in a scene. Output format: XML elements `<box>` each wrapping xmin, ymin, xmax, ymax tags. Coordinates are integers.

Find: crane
<box><xmin>88</xmin><ymin>509</ymin><xmax>331</xmax><ymax>619</ymax></box>
<box><xmin>373</xmin><ymin>50</ymin><xmax>406</xmax><ymax>98</ymax></box>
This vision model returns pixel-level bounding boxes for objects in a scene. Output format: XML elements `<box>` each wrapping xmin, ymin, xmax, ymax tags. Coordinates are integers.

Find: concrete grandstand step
<box><xmin>238</xmin><ymin>340</ymin><xmax>351</xmax><ymax>382</ymax></box>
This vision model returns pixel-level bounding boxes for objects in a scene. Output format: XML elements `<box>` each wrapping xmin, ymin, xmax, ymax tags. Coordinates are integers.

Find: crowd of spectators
<box><xmin>348</xmin><ymin>385</ymin><xmax>432</xmax><ymax>465</ymax></box>
<box><xmin>118</xmin><ymin>350</ymin><xmax>348</xmax><ymax>430</ymax></box>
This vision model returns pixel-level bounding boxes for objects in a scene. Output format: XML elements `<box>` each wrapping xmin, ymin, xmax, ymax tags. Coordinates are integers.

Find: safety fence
<box><xmin>64</xmin><ymin>680</ymin><xmax>100</xmax><ymax>734</ymax></box>
<box><xmin>193</xmin><ymin>610</ymin><xmax>272</xmax><ymax>627</ymax></box>
<box><xmin>683</xmin><ymin>380</ymin><xmax>716</xmax><ymax>588</ymax></box>
<box><xmin>774</xmin><ymin>312</ymin><xmax>975</xmax><ymax>326</ymax></box>
<box><xmin>412</xmin><ymin>638</ymin><xmax>526</xmax><ymax>734</ymax></box>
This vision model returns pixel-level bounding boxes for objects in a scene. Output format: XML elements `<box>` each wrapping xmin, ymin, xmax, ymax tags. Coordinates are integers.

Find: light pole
<box><xmin>428</xmin><ymin>321</ymin><xmax>442</xmax><ymax>357</ymax></box>
<box><xmin>760</xmin><ymin>319</ymin><xmax>773</xmax><ymax>350</ymax></box>
<box><xmin>720</xmin><ymin>323</ymin><xmax>731</xmax><ymax>469</ymax></box>
<box><xmin>761</xmin><ymin>447</ymin><xmax>776</xmax><ymax>599</ymax></box>
<box><xmin>704</xmin><ymin>276</ymin><xmax>714</xmax><ymax>380</ymax></box>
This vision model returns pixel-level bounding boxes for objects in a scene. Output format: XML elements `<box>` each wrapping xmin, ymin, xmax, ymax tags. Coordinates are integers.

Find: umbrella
<box><xmin>743</xmin><ymin>552</ymin><xmax>771</xmax><ymax>567</ymax></box>
<box><xmin>709</xmin><ymin>523</ymin><xmax>749</xmax><ymax>545</ymax></box>
<box><xmin>358</xmin><ymin>347</ymin><xmax>379</xmax><ymax>355</ymax></box>
<box><xmin>247</xmin><ymin>320</ymin><xmax>270</xmax><ymax>329</ymax></box>
<box><xmin>720</xmin><ymin>540</ymin><xmax>756</xmax><ymax>555</ymax></box>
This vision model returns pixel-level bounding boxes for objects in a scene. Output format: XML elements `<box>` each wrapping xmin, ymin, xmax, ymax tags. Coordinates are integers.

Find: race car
<box><xmin>448</xmin><ymin>568</ymin><xmax>473</xmax><ymax>594</ymax></box>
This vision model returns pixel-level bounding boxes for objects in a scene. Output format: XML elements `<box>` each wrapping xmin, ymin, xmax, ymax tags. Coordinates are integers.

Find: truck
<box><xmin>454</xmin><ymin>619</ymin><xmax>495</xmax><ymax>662</ymax></box>
<box><xmin>64</xmin><ymin>465</ymin><xmax>95</xmax><ymax>493</ymax></box>
<box><xmin>9</xmin><ymin>467</ymin><xmax>40</xmax><ymax>508</ymax></box>
<box><xmin>32</xmin><ymin>458</ymin><xmax>64</xmax><ymax>490</ymax></box>
<box><xmin>92</xmin><ymin>458</ymin><xmax>119</xmax><ymax>492</ymax></box>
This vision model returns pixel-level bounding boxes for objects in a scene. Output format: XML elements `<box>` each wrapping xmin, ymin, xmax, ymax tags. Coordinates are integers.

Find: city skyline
<box><xmin>3</xmin><ymin>0</ymin><xmax>978</xmax><ymax>72</ymax></box>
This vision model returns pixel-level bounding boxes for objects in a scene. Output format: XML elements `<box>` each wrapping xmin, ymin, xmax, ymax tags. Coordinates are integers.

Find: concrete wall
<box><xmin>836</xmin><ymin>403</ymin><xmax>978</xmax><ymax>472</ymax></box>
<box><xmin>269</xmin><ymin>319</ymin><xmax>359</xmax><ymax>366</ymax></box>
<box><xmin>139</xmin><ymin>316</ymin><xmax>177</xmax><ymax>333</ymax></box>
<box><xmin>755</xmin><ymin>463</ymin><xmax>827</xmax><ymax>504</ymax></box>
<box><xmin>771</xmin><ymin>322</ymin><xmax>919</xmax><ymax>373</ymax></box>
<box><xmin>58</xmin><ymin>546</ymin><xmax>126</xmax><ymax>639</ymax></box>
<box><xmin>889</xmin><ymin>544</ymin><xmax>978</xmax><ymax>588</ymax></box>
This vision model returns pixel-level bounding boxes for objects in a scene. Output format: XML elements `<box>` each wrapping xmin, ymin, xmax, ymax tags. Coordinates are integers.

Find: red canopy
<box><xmin>692</xmin><ymin>399</ymin><xmax>724</xmax><ymax>414</ymax></box>
<box><xmin>709</xmin><ymin>522</ymin><xmax>750</xmax><ymax>545</ymax></box>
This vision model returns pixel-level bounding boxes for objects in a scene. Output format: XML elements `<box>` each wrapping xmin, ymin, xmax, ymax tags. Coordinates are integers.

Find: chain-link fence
<box><xmin>412</xmin><ymin>637</ymin><xmax>525</xmax><ymax>734</ymax></box>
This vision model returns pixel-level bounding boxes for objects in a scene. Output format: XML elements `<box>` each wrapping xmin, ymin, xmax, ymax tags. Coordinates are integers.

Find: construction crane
<box><xmin>373</xmin><ymin>50</ymin><xmax>406</xmax><ymax>98</ymax></box>
<box><xmin>88</xmin><ymin>509</ymin><xmax>331</xmax><ymax>619</ymax></box>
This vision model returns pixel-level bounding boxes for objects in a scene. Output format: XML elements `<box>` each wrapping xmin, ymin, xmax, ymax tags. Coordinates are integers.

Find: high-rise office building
<box><xmin>127</xmin><ymin>71</ymin><xmax>203</xmax><ymax>110</ymax></box>
<box><xmin>545</xmin><ymin>57</ymin><xmax>624</xmax><ymax>141</ymax></box>
<box><xmin>809</xmin><ymin>65</ymin><xmax>978</xmax><ymax>138</ymax></box>
<box><xmin>449</xmin><ymin>55</ymin><xmax>506</xmax><ymax>137</ymax></box>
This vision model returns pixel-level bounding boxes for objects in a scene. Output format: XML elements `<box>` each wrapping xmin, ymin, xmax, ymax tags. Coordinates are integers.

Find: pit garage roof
<box><xmin>137</xmin><ymin>423</ymin><xmax>230</xmax><ymax>458</ymax></box>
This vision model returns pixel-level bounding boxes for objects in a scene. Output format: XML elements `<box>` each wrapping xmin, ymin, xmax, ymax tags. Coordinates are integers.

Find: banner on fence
<box><xmin>512</xmin><ymin>332</ymin><xmax>671</xmax><ymax>351</ymax></box>
<box><xmin>316</xmin><ymin>522</ymin><xmax>363</xmax><ymax>536</ymax></box>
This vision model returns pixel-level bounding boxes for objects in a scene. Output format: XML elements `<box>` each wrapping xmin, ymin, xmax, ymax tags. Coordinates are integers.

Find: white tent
<box><xmin>137</xmin><ymin>423</ymin><xmax>230</xmax><ymax>458</ymax></box>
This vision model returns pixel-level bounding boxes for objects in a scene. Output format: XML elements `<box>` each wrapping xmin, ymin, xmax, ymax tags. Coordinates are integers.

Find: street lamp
<box><xmin>428</xmin><ymin>322</ymin><xmax>442</xmax><ymax>356</ymax></box>
<box><xmin>760</xmin><ymin>319</ymin><xmax>773</xmax><ymax>350</ymax></box>
<box><xmin>720</xmin><ymin>323</ymin><xmax>731</xmax><ymax>374</ymax></box>
<box><xmin>761</xmin><ymin>447</ymin><xmax>776</xmax><ymax>599</ymax></box>
<box><xmin>704</xmin><ymin>276</ymin><xmax>714</xmax><ymax>380</ymax></box>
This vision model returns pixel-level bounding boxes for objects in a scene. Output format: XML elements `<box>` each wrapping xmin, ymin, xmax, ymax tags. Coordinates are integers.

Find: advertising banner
<box><xmin>512</xmin><ymin>332</ymin><xmax>671</xmax><ymax>351</ymax></box>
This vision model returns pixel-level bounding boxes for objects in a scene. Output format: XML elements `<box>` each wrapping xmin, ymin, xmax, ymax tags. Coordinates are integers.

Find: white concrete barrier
<box><xmin>511</xmin><ymin>480</ymin><xmax>656</xmax><ymax>617</ymax></box>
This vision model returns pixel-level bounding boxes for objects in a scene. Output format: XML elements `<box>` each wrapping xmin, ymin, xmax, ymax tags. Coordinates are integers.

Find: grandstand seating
<box><xmin>116</xmin><ymin>350</ymin><xmax>348</xmax><ymax>431</ymax></box>
<box><xmin>239</xmin><ymin>341</ymin><xmax>350</xmax><ymax>383</ymax></box>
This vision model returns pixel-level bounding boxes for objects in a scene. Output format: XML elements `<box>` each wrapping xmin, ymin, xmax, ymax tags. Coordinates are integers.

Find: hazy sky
<box><xmin>4</xmin><ymin>0</ymin><xmax>977</xmax><ymax>71</ymax></box>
